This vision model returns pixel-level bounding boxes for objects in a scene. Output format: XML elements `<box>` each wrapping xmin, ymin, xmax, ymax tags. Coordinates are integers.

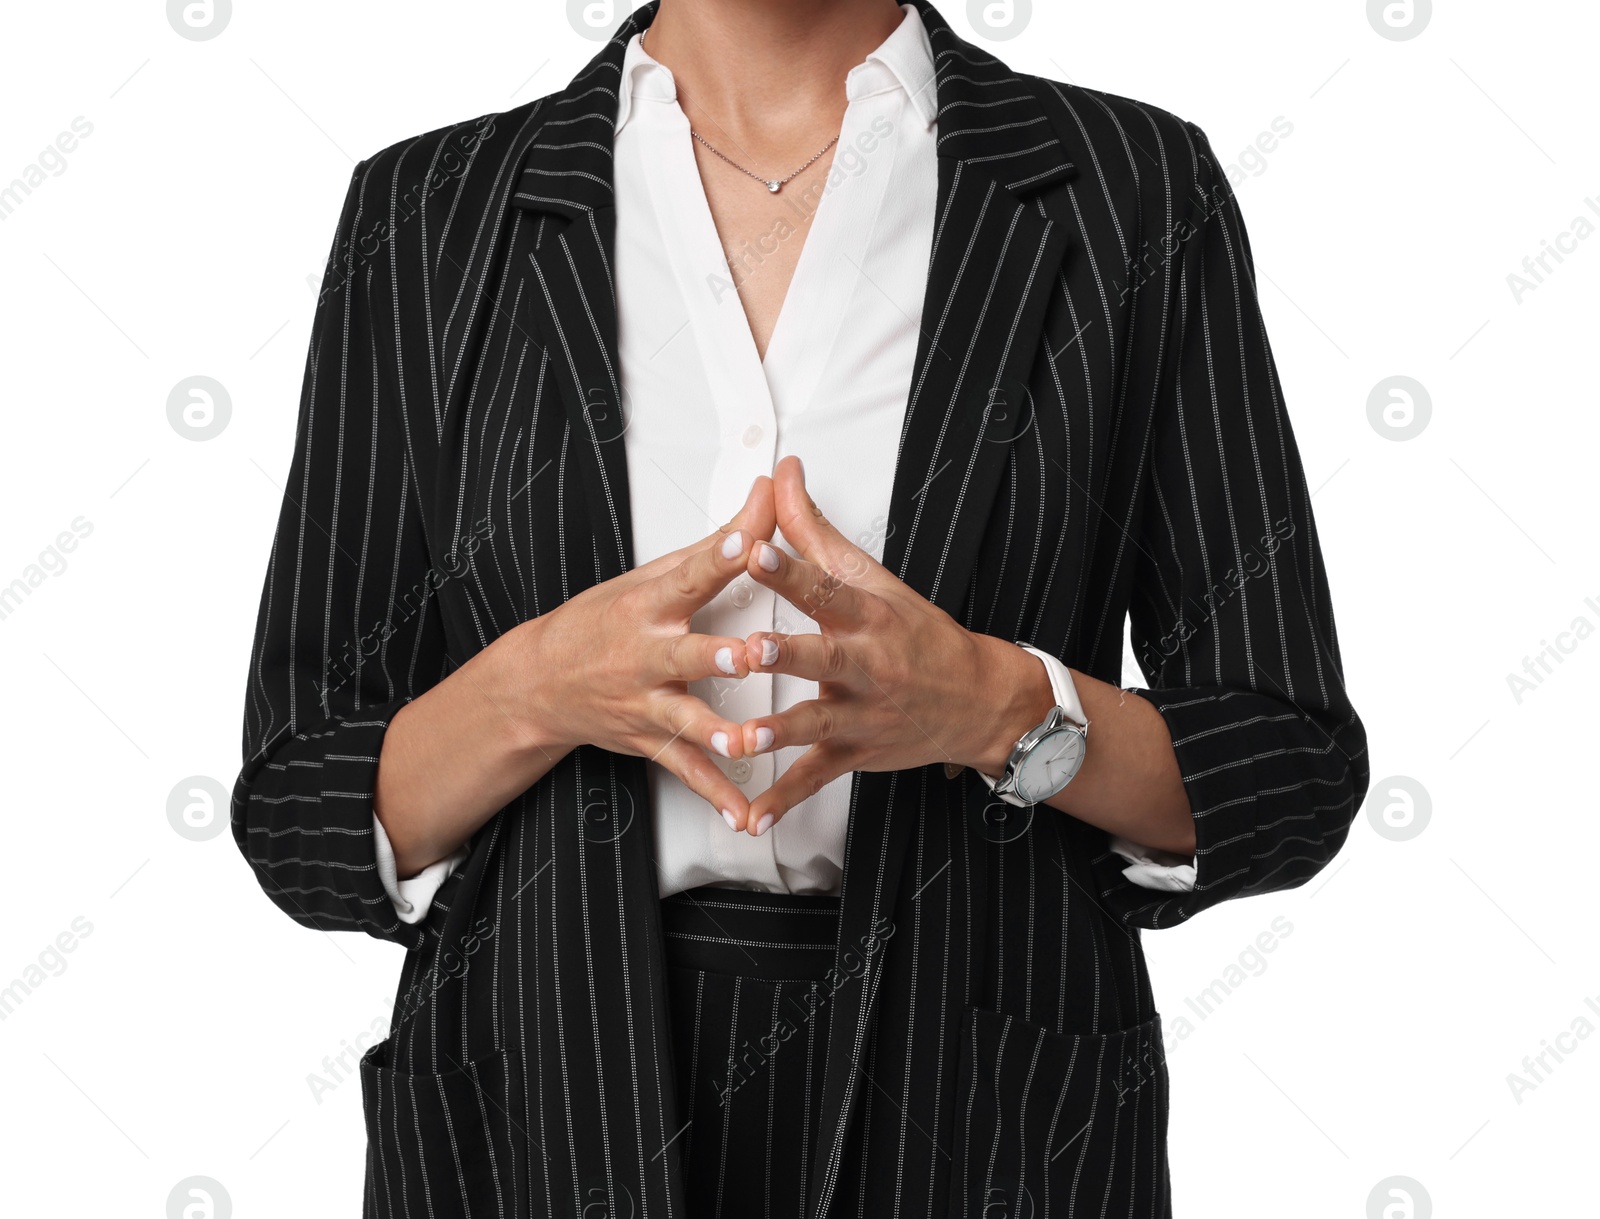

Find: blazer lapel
<box><xmin>510</xmin><ymin>7</ymin><xmax>658</xmax><ymax>583</ymax></box>
<box><xmin>509</xmin><ymin>11</ymin><xmax>692</xmax><ymax>1218</ymax></box>
<box><xmin>805</xmin><ymin>5</ymin><xmax>1076</xmax><ymax>1214</ymax></box>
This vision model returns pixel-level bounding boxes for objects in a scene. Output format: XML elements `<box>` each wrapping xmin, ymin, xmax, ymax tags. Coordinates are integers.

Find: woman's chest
<box><xmin>427</xmin><ymin>165</ymin><xmax>1136</xmax><ymax>662</ymax></box>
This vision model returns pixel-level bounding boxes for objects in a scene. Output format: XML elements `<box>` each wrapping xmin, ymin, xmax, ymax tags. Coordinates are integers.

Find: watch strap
<box><xmin>1016</xmin><ymin>643</ymin><xmax>1086</xmax><ymax>727</ymax></box>
<box><xmin>973</xmin><ymin>643</ymin><xmax>1087</xmax><ymax>803</ymax></box>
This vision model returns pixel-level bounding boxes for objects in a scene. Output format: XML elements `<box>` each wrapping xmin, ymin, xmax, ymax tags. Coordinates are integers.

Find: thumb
<box><xmin>773</xmin><ymin>456</ymin><xmax>880</xmax><ymax>583</ymax></box>
<box><xmin>733</xmin><ymin>473</ymin><xmax>777</xmax><ymax>545</ymax></box>
<box><xmin>628</xmin><ymin>476</ymin><xmax>775</xmax><ymax>582</ymax></box>
<box><xmin>773</xmin><ymin>455</ymin><xmax>822</xmax><ymax>549</ymax></box>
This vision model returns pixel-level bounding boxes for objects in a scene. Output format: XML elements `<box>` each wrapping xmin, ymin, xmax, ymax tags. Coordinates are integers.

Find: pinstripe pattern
<box><xmin>660</xmin><ymin>886</ymin><xmax>840</xmax><ymax>1218</ymax></box>
<box><xmin>231</xmin><ymin>3</ymin><xmax>1368</xmax><ymax>1214</ymax></box>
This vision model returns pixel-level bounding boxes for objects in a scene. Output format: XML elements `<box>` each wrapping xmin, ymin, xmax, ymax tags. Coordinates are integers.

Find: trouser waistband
<box><xmin>659</xmin><ymin>885</ymin><xmax>841</xmax><ymax>982</ymax></box>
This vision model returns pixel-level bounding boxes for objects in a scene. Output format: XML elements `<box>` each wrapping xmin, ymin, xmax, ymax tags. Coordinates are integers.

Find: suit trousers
<box><xmin>661</xmin><ymin>886</ymin><xmax>842</xmax><ymax>1219</ymax></box>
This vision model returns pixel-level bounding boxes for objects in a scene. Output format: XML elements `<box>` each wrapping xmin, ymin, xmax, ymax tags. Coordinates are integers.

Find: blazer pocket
<box><xmin>359</xmin><ymin>1038</ymin><xmax>520</xmax><ymax>1219</ymax></box>
<box><xmin>950</xmin><ymin>1008</ymin><xmax>1169</xmax><ymax>1219</ymax></box>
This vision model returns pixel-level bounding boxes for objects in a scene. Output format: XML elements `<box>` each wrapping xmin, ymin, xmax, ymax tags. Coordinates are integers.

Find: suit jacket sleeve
<box><xmin>1097</xmin><ymin>122</ymin><xmax>1370</xmax><ymax>929</ymax></box>
<box><xmin>230</xmin><ymin>160</ymin><xmax>451</xmax><ymax>949</ymax></box>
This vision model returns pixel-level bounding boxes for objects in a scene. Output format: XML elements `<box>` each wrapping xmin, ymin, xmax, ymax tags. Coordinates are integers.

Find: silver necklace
<box><xmin>640</xmin><ymin>25</ymin><xmax>839</xmax><ymax>193</ymax></box>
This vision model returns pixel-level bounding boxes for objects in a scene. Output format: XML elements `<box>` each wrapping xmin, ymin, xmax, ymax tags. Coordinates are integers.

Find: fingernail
<box><xmin>721</xmin><ymin>809</ymin><xmax>740</xmax><ymax>832</ymax></box>
<box><xmin>721</xmin><ymin>531</ymin><xmax>745</xmax><ymax>560</ymax></box>
<box><xmin>760</xmin><ymin>638</ymin><xmax>778</xmax><ymax>666</ymax></box>
<box><xmin>754</xmin><ymin>727</ymin><xmax>775</xmax><ymax>753</ymax></box>
<box><xmin>711</xmin><ymin>731</ymin><xmax>731</xmax><ymax>758</ymax></box>
<box><xmin>757</xmin><ymin>543</ymin><xmax>780</xmax><ymax>572</ymax></box>
<box><xmin>715</xmin><ymin>646</ymin><xmax>737</xmax><ymax>675</ymax></box>
<box><xmin>754</xmin><ymin>812</ymin><xmax>775</xmax><ymax>836</ymax></box>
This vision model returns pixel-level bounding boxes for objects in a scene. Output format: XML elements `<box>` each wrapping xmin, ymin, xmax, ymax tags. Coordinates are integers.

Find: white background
<box><xmin>0</xmin><ymin>0</ymin><xmax>1594</xmax><ymax>1215</ymax></box>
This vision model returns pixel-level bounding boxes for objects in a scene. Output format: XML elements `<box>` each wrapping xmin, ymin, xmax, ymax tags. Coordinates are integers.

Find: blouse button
<box><xmin>730</xmin><ymin>759</ymin><xmax>753</xmax><ymax>783</ymax></box>
<box><xmin>730</xmin><ymin>580</ymin><xmax>754</xmax><ymax>608</ymax></box>
<box><xmin>741</xmin><ymin>424</ymin><xmax>764</xmax><ymax>448</ymax></box>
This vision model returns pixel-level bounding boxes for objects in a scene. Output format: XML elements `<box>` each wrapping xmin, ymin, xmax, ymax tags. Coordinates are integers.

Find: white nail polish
<box><xmin>754</xmin><ymin>727</ymin><xmax>775</xmax><ymax>753</ymax></box>
<box><xmin>760</xmin><ymin>638</ymin><xmax>779</xmax><ymax>666</ymax></box>
<box><xmin>754</xmin><ymin>812</ymin><xmax>775</xmax><ymax>836</ymax></box>
<box><xmin>721</xmin><ymin>531</ymin><xmax>745</xmax><ymax>560</ymax></box>
<box><xmin>711</xmin><ymin>731</ymin><xmax>731</xmax><ymax>758</ymax></box>
<box><xmin>715</xmin><ymin>646</ymin><xmax>737</xmax><ymax>675</ymax></box>
<box><xmin>757</xmin><ymin>543</ymin><xmax>780</xmax><ymax>572</ymax></box>
<box><xmin>721</xmin><ymin>809</ymin><xmax>740</xmax><ymax>832</ymax></box>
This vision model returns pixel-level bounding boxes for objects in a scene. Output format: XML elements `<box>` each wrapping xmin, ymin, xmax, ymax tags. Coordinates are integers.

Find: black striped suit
<box><xmin>231</xmin><ymin>2</ymin><xmax>1369</xmax><ymax>1214</ymax></box>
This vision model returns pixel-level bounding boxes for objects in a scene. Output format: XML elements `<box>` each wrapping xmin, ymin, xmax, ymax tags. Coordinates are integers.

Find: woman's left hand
<box><xmin>733</xmin><ymin>455</ymin><xmax>1053</xmax><ymax>835</ymax></box>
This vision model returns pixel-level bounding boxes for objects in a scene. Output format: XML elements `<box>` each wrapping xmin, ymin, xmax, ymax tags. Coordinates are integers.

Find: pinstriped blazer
<box><xmin>230</xmin><ymin>2</ymin><xmax>1369</xmax><ymax>1215</ymax></box>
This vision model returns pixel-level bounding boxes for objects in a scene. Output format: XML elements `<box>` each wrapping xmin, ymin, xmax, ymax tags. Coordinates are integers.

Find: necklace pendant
<box><xmin>766</xmin><ymin>179</ymin><xmax>782</xmax><ymax>193</ymax></box>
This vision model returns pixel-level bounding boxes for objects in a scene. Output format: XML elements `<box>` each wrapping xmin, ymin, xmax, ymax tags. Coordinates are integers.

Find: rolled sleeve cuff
<box><xmin>1108</xmin><ymin>835</ymin><xmax>1197</xmax><ymax>892</ymax></box>
<box><xmin>373</xmin><ymin>814</ymin><xmax>469</xmax><ymax>925</ymax></box>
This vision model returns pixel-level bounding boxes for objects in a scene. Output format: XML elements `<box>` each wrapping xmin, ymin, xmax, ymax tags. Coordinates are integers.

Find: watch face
<box><xmin>1015</xmin><ymin>726</ymin><xmax>1085</xmax><ymax>804</ymax></box>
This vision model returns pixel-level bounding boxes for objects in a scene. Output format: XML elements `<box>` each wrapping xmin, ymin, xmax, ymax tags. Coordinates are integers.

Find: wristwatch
<box><xmin>978</xmin><ymin>643</ymin><xmax>1089</xmax><ymax>807</ymax></box>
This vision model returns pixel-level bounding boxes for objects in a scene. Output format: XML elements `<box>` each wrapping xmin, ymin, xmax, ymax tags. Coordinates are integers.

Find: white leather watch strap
<box><xmin>975</xmin><ymin>644</ymin><xmax>1087</xmax><ymax>799</ymax></box>
<box><xmin>1017</xmin><ymin>644</ymin><xmax>1086</xmax><ymax>727</ymax></box>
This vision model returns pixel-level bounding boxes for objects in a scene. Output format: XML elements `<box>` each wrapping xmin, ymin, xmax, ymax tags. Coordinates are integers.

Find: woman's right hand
<box><xmin>502</xmin><ymin>474</ymin><xmax>778</xmax><ymax>825</ymax></box>
<box><xmin>376</xmin><ymin>477</ymin><xmax>777</xmax><ymax>876</ymax></box>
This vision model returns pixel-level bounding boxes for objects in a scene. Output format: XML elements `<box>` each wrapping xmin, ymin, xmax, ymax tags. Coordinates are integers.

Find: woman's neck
<box><xmin>644</xmin><ymin>0</ymin><xmax>906</xmax><ymax>154</ymax></box>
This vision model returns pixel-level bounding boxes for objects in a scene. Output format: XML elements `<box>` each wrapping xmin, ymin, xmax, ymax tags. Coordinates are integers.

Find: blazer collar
<box><xmin>511</xmin><ymin>0</ymin><xmax>1073</xmax><ymax>221</ymax></box>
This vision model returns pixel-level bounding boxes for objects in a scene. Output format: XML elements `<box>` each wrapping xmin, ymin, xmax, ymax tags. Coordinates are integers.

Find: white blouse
<box><xmin>372</xmin><ymin>5</ymin><xmax>1196</xmax><ymax>919</ymax></box>
<box><xmin>612</xmin><ymin>5</ymin><xmax>939</xmax><ymax>898</ymax></box>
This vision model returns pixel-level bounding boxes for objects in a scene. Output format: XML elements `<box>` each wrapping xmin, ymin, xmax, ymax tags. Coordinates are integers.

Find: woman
<box><xmin>232</xmin><ymin>1</ymin><xmax>1368</xmax><ymax>1214</ymax></box>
